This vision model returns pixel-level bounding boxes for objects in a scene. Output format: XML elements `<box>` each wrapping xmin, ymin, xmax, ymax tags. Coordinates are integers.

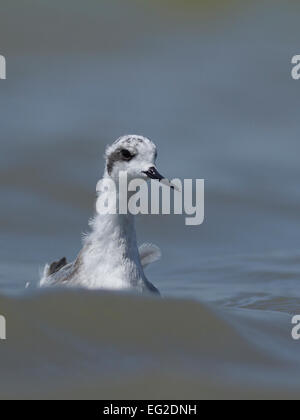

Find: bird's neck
<box><xmin>89</xmin><ymin>212</ymin><xmax>138</xmax><ymax>253</ymax></box>
<box><xmin>84</xmin><ymin>176</ymin><xmax>141</xmax><ymax>267</ymax></box>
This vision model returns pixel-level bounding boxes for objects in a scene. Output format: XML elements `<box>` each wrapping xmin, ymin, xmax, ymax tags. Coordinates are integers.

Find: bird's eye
<box><xmin>121</xmin><ymin>149</ymin><xmax>133</xmax><ymax>160</ymax></box>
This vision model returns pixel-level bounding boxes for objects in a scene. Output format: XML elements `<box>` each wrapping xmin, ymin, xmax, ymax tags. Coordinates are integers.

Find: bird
<box><xmin>39</xmin><ymin>135</ymin><xmax>175</xmax><ymax>295</ymax></box>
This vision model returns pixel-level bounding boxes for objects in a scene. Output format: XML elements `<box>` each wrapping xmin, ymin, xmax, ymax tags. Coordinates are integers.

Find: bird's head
<box><xmin>104</xmin><ymin>135</ymin><xmax>174</xmax><ymax>187</ymax></box>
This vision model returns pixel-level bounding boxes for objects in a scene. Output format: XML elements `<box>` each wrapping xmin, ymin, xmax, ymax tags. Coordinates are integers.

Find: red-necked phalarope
<box><xmin>40</xmin><ymin>135</ymin><xmax>175</xmax><ymax>295</ymax></box>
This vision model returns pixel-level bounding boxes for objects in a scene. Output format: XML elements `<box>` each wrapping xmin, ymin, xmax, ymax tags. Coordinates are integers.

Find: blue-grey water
<box><xmin>1</xmin><ymin>0</ymin><xmax>300</xmax><ymax>399</ymax></box>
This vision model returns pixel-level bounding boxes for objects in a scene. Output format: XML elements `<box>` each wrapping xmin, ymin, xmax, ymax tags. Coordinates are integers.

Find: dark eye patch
<box><xmin>107</xmin><ymin>147</ymin><xmax>135</xmax><ymax>175</ymax></box>
<box><xmin>121</xmin><ymin>149</ymin><xmax>133</xmax><ymax>160</ymax></box>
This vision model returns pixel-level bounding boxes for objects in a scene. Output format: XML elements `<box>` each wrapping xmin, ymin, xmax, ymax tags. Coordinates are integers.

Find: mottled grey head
<box><xmin>104</xmin><ymin>135</ymin><xmax>176</xmax><ymax>189</ymax></box>
<box><xmin>104</xmin><ymin>135</ymin><xmax>155</xmax><ymax>178</ymax></box>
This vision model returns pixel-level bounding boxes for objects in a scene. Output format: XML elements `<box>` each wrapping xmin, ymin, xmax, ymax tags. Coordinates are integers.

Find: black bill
<box><xmin>142</xmin><ymin>166</ymin><xmax>179</xmax><ymax>191</ymax></box>
<box><xmin>142</xmin><ymin>166</ymin><xmax>164</xmax><ymax>181</ymax></box>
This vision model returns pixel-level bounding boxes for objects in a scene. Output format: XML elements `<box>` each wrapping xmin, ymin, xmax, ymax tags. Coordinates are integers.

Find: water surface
<box><xmin>1</xmin><ymin>0</ymin><xmax>300</xmax><ymax>399</ymax></box>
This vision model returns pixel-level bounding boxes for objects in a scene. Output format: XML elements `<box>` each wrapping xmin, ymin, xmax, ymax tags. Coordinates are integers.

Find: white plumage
<box><xmin>39</xmin><ymin>135</ymin><xmax>169</xmax><ymax>295</ymax></box>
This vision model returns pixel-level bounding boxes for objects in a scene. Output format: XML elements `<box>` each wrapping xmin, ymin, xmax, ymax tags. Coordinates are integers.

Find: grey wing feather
<box><xmin>139</xmin><ymin>243</ymin><xmax>161</xmax><ymax>269</ymax></box>
<box><xmin>40</xmin><ymin>260</ymin><xmax>77</xmax><ymax>287</ymax></box>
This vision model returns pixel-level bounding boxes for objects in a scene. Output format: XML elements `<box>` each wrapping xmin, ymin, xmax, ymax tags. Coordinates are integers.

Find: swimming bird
<box><xmin>40</xmin><ymin>135</ymin><xmax>175</xmax><ymax>294</ymax></box>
